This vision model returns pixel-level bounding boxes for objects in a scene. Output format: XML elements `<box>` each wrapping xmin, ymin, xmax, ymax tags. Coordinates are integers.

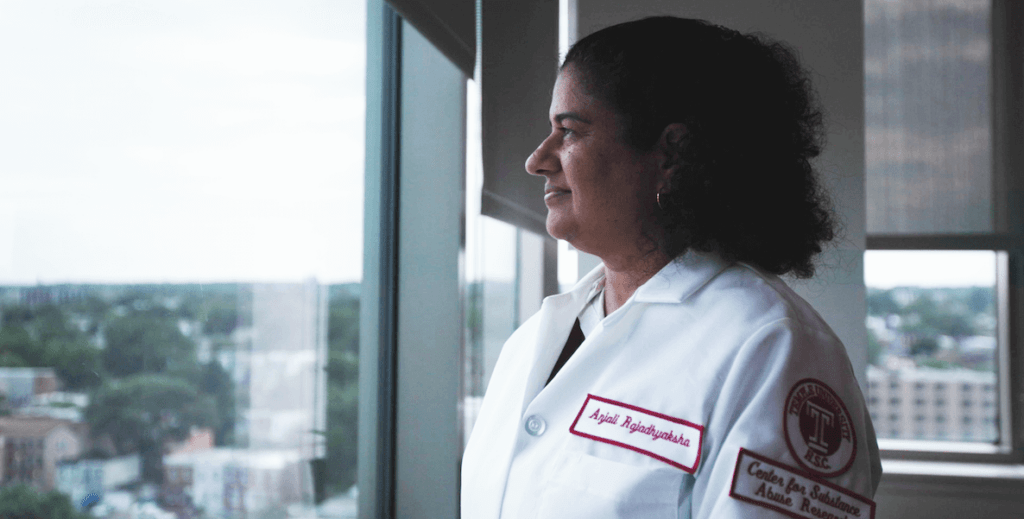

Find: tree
<box><xmin>102</xmin><ymin>313</ymin><xmax>196</xmax><ymax>377</ymax></box>
<box><xmin>909</xmin><ymin>336</ymin><xmax>939</xmax><ymax>357</ymax></box>
<box><xmin>0</xmin><ymin>484</ymin><xmax>89</xmax><ymax>519</ymax></box>
<box><xmin>202</xmin><ymin>304</ymin><xmax>240</xmax><ymax>336</ymax></box>
<box><xmin>325</xmin><ymin>291</ymin><xmax>360</xmax><ymax>493</ymax></box>
<box><xmin>866</xmin><ymin>289</ymin><xmax>899</xmax><ymax>316</ymax></box>
<box><xmin>0</xmin><ymin>325</ymin><xmax>40</xmax><ymax>366</ymax></box>
<box><xmin>866</xmin><ymin>328</ymin><xmax>883</xmax><ymax>366</ymax></box>
<box><xmin>198</xmin><ymin>360</ymin><xmax>236</xmax><ymax>445</ymax></box>
<box><xmin>967</xmin><ymin>286</ymin><xmax>993</xmax><ymax>314</ymax></box>
<box><xmin>327</xmin><ymin>296</ymin><xmax>360</xmax><ymax>356</ymax></box>
<box><xmin>86</xmin><ymin>374</ymin><xmax>218</xmax><ymax>482</ymax></box>
<box><xmin>46</xmin><ymin>338</ymin><xmax>103</xmax><ymax>390</ymax></box>
<box><xmin>33</xmin><ymin>304</ymin><xmax>78</xmax><ymax>344</ymax></box>
<box><xmin>0</xmin><ymin>307</ymin><xmax>103</xmax><ymax>389</ymax></box>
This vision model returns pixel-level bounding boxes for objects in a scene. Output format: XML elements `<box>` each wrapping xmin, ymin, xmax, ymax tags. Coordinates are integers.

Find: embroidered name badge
<box><xmin>784</xmin><ymin>379</ymin><xmax>857</xmax><ymax>478</ymax></box>
<box><xmin>730</xmin><ymin>448</ymin><xmax>875</xmax><ymax>519</ymax></box>
<box><xmin>568</xmin><ymin>394</ymin><xmax>704</xmax><ymax>473</ymax></box>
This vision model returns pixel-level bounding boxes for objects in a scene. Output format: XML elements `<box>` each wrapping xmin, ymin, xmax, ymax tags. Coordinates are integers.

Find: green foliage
<box><xmin>917</xmin><ymin>357</ymin><xmax>955</xmax><ymax>369</ymax></box>
<box><xmin>866</xmin><ymin>328</ymin><xmax>883</xmax><ymax>366</ymax></box>
<box><xmin>199</xmin><ymin>360</ymin><xmax>236</xmax><ymax>445</ymax></box>
<box><xmin>325</xmin><ymin>290</ymin><xmax>360</xmax><ymax>493</ymax></box>
<box><xmin>865</xmin><ymin>289</ymin><xmax>898</xmax><ymax>316</ymax></box>
<box><xmin>47</xmin><ymin>338</ymin><xmax>102</xmax><ymax>390</ymax></box>
<box><xmin>102</xmin><ymin>313</ymin><xmax>196</xmax><ymax>377</ymax></box>
<box><xmin>0</xmin><ymin>325</ymin><xmax>38</xmax><ymax>366</ymax></box>
<box><xmin>0</xmin><ymin>393</ymin><xmax>11</xmax><ymax>416</ymax></box>
<box><xmin>0</xmin><ymin>304</ymin><xmax>102</xmax><ymax>389</ymax></box>
<box><xmin>327</xmin><ymin>296</ymin><xmax>360</xmax><ymax>356</ymax></box>
<box><xmin>33</xmin><ymin>304</ymin><xmax>78</xmax><ymax>344</ymax></box>
<box><xmin>2</xmin><ymin>305</ymin><xmax>34</xmax><ymax>326</ymax></box>
<box><xmin>909</xmin><ymin>336</ymin><xmax>939</xmax><ymax>357</ymax></box>
<box><xmin>177</xmin><ymin>284</ymin><xmax>248</xmax><ymax>335</ymax></box>
<box><xmin>203</xmin><ymin>305</ymin><xmax>240</xmax><ymax>336</ymax></box>
<box><xmin>0</xmin><ymin>484</ymin><xmax>89</xmax><ymax>519</ymax></box>
<box><xmin>967</xmin><ymin>286</ymin><xmax>992</xmax><ymax>314</ymax></box>
<box><xmin>886</xmin><ymin>289</ymin><xmax>987</xmax><ymax>339</ymax></box>
<box><xmin>86</xmin><ymin>374</ymin><xmax>218</xmax><ymax>482</ymax></box>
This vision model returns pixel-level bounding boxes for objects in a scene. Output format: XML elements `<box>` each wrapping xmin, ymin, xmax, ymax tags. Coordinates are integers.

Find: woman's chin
<box><xmin>545</xmin><ymin>216</ymin><xmax>575</xmax><ymax>243</ymax></box>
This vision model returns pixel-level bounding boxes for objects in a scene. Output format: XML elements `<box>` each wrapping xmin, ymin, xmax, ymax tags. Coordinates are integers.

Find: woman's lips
<box><xmin>544</xmin><ymin>190</ymin><xmax>570</xmax><ymax>201</ymax></box>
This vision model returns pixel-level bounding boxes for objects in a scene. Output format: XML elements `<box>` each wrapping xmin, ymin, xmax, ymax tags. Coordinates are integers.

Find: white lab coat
<box><xmin>462</xmin><ymin>252</ymin><xmax>881</xmax><ymax>519</ymax></box>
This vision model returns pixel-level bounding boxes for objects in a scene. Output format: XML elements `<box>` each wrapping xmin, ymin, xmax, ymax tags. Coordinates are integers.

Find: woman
<box><xmin>463</xmin><ymin>16</ymin><xmax>881</xmax><ymax>519</ymax></box>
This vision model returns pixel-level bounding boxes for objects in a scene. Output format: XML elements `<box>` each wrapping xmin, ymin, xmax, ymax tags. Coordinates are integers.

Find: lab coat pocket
<box><xmin>537</xmin><ymin>452</ymin><xmax>682</xmax><ymax>519</ymax></box>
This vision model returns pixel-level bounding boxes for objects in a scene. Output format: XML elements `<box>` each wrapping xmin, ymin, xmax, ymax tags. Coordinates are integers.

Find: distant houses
<box><xmin>0</xmin><ymin>416</ymin><xmax>84</xmax><ymax>491</ymax></box>
<box><xmin>0</xmin><ymin>368</ymin><xmax>60</xmax><ymax>409</ymax></box>
<box><xmin>163</xmin><ymin>447</ymin><xmax>313</xmax><ymax>517</ymax></box>
<box><xmin>56</xmin><ymin>454</ymin><xmax>141</xmax><ymax>511</ymax></box>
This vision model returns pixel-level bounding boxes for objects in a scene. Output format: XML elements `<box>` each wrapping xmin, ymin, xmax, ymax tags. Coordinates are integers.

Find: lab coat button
<box><xmin>525</xmin><ymin>415</ymin><xmax>546</xmax><ymax>436</ymax></box>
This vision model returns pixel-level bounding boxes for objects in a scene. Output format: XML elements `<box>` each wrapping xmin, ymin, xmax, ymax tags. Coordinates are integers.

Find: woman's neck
<box><xmin>601</xmin><ymin>251</ymin><xmax>671</xmax><ymax>315</ymax></box>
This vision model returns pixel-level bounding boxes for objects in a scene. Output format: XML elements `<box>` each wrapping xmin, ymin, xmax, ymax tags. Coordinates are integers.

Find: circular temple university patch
<box><xmin>783</xmin><ymin>378</ymin><xmax>856</xmax><ymax>478</ymax></box>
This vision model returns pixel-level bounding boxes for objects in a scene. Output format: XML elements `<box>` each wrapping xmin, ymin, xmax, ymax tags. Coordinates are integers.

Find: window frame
<box><xmin>866</xmin><ymin>0</ymin><xmax>1024</xmax><ymax>470</ymax></box>
<box><xmin>359</xmin><ymin>1</ymin><xmax>468</xmax><ymax>517</ymax></box>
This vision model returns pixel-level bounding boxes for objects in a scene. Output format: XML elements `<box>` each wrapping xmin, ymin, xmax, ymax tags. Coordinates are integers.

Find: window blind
<box><xmin>865</xmin><ymin>0</ymin><xmax>993</xmax><ymax>235</ymax></box>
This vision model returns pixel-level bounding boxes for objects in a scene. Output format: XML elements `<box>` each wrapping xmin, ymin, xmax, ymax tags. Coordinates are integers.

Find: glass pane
<box><xmin>865</xmin><ymin>0</ymin><xmax>992</xmax><ymax>234</ymax></box>
<box><xmin>865</xmin><ymin>251</ymin><xmax>999</xmax><ymax>443</ymax></box>
<box><xmin>0</xmin><ymin>2</ymin><xmax>364</xmax><ymax>517</ymax></box>
<box><xmin>462</xmin><ymin>79</ymin><xmax>519</xmax><ymax>446</ymax></box>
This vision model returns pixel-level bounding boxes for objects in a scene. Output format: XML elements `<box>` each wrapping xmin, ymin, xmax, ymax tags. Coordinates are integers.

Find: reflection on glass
<box><xmin>462</xmin><ymin>217</ymin><xmax>518</xmax><ymax>446</ymax></box>
<box><xmin>865</xmin><ymin>250</ymin><xmax>999</xmax><ymax>443</ymax></box>
<box><xmin>0</xmin><ymin>1</ymin><xmax>363</xmax><ymax>517</ymax></box>
<box><xmin>462</xmin><ymin>78</ymin><xmax>520</xmax><ymax>446</ymax></box>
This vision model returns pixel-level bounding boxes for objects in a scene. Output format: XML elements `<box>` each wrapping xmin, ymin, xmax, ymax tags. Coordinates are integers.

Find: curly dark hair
<box><xmin>563</xmin><ymin>16</ymin><xmax>836</xmax><ymax>278</ymax></box>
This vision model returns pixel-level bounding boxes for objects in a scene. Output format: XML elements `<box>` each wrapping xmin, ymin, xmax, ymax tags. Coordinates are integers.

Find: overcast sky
<box><xmin>864</xmin><ymin>250</ymin><xmax>996</xmax><ymax>289</ymax></box>
<box><xmin>0</xmin><ymin>0</ymin><xmax>366</xmax><ymax>284</ymax></box>
<box><xmin>0</xmin><ymin>1</ymin><xmax>995</xmax><ymax>291</ymax></box>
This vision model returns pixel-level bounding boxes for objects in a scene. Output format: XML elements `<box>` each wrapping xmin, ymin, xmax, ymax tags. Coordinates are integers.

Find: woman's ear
<box><xmin>656</xmin><ymin>123</ymin><xmax>688</xmax><ymax>189</ymax></box>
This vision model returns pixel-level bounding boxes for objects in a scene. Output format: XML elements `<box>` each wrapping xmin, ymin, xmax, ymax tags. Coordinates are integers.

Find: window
<box><xmin>0</xmin><ymin>1</ymin><xmax>365</xmax><ymax>516</ymax></box>
<box><xmin>865</xmin><ymin>0</ymin><xmax>1021</xmax><ymax>461</ymax></box>
<box><xmin>866</xmin><ymin>253</ymin><xmax>1001</xmax><ymax>445</ymax></box>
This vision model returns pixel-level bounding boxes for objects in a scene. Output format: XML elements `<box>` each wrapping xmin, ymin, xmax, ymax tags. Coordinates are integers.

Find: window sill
<box><xmin>879</xmin><ymin>459</ymin><xmax>1024</xmax><ymax>499</ymax></box>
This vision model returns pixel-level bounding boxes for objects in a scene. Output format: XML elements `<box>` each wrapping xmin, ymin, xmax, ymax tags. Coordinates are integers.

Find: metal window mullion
<box><xmin>359</xmin><ymin>2</ymin><xmax>402</xmax><ymax>518</ymax></box>
<box><xmin>992</xmin><ymin>0</ymin><xmax>1024</xmax><ymax>460</ymax></box>
<box><xmin>865</xmin><ymin>234</ymin><xmax>1021</xmax><ymax>251</ymax></box>
<box><xmin>377</xmin><ymin>6</ymin><xmax>402</xmax><ymax>519</ymax></box>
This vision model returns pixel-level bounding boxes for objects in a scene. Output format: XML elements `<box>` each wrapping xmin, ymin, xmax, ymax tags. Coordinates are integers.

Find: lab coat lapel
<box><xmin>517</xmin><ymin>263</ymin><xmax>605</xmax><ymax>415</ymax></box>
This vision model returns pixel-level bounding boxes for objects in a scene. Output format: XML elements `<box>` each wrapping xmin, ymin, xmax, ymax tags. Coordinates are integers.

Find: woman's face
<box><xmin>526</xmin><ymin>66</ymin><xmax>664</xmax><ymax>261</ymax></box>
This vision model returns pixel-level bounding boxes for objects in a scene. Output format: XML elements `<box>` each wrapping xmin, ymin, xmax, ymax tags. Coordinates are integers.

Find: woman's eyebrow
<box><xmin>554</xmin><ymin>112</ymin><xmax>592</xmax><ymax>125</ymax></box>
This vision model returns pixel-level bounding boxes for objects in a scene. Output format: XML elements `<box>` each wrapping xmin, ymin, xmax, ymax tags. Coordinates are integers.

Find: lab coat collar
<box><xmin>635</xmin><ymin>251</ymin><xmax>733</xmax><ymax>304</ymax></box>
<box><xmin>567</xmin><ymin>250</ymin><xmax>733</xmax><ymax>306</ymax></box>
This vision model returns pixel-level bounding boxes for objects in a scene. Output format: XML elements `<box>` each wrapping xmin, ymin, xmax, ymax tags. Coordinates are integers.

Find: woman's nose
<box><xmin>525</xmin><ymin>134</ymin><xmax>557</xmax><ymax>177</ymax></box>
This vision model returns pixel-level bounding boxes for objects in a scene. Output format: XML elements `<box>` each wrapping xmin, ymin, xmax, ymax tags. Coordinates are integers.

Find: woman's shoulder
<box><xmin>685</xmin><ymin>260</ymin><xmax>840</xmax><ymax>342</ymax></box>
